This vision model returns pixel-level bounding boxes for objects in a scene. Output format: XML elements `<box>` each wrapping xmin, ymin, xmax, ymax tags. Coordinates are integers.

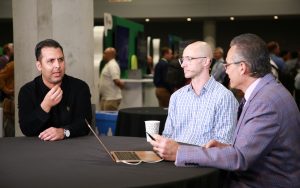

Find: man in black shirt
<box><xmin>153</xmin><ymin>47</ymin><xmax>173</xmax><ymax>107</ymax></box>
<box><xmin>18</xmin><ymin>39</ymin><xmax>92</xmax><ymax>141</ymax></box>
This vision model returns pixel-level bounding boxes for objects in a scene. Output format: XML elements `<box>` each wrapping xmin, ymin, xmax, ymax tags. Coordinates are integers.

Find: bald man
<box><xmin>161</xmin><ymin>41</ymin><xmax>238</xmax><ymax>146</ymax></box>
<box><xmin>99</xmin><ymin>47</ymin><xmax>124</xmax><ymax>111</ymax></box>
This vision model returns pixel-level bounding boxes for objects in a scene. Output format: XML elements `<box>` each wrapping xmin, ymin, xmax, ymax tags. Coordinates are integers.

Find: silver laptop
<box><xmin>85</xmin><ymin>120</ymin><xmax>162</xmax><ymax>164</ymax></box>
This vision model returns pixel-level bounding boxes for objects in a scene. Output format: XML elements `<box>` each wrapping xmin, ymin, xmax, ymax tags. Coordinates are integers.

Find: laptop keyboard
<box><xmin>114</xmin><ymin>151</ymin><xmax>140</xmax><ymax>160</ymax></box>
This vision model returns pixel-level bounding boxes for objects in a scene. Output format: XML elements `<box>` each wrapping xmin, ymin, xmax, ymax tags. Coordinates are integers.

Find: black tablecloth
<box><xmin>116</xmin><ymin>107</ymin><xmax>168</xmax><ymax>137</ymax></box>
<box><xmin>0</xmin><ymin>136</ymin><xmax>220</xmax><ymax>188</ymax></box>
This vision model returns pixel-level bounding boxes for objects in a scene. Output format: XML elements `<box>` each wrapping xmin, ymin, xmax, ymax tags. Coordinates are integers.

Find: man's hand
<box><xmin>204</xmin><ymin>140</ymin><xmax>230</xmax><ymax>148</ymax></box>
<box><xmin>39</xmin><ymin>127</ymin><xmax>64</xmax><ymax>141</ymax></box>
<box><xmin>41</xmin><ymin>85</ymin><xmax>63</xmax><ymax>112</ymax></box>
<box><xmin>149</xmin><ymin>134</ymin><xmax>179</xmax><ymax>161</ymax></box>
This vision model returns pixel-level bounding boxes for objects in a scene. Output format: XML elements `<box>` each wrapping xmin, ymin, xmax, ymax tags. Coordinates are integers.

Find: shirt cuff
<box><xmin>175</xmin><ymin>145</ymin><xmax>204</xmax><ymax>167</ymax></box>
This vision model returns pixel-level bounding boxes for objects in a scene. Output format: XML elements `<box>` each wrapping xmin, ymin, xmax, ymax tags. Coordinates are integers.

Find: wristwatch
<box><xmin>64</xmin><ymin>129</ymin><xmax>70</xmax><ymax>138</ymax></box>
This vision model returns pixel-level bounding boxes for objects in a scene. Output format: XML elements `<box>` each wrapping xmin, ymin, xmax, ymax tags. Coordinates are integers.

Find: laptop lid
<box><xmin>85</xmin><ymin>120</ymin><xmax>162</xmax><ymax>164</ymax></box>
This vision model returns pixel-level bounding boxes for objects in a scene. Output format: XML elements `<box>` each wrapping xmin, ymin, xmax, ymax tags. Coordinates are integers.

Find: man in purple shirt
<box><xmin>150</xmin><ymin>33</ymin><xmax>300</xmax><ymax>188</ymax></box>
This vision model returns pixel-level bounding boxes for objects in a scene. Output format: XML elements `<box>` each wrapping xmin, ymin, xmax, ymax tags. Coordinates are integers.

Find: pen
<box><xmin>146</xmin><ymin>132</ymin><xmax>156</xmax><ymax>141</ymax></box>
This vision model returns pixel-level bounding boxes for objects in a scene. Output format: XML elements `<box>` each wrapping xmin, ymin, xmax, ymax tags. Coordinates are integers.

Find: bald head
<box><xmin>184</xmin><ymin>41</ymin><xmax>213</xmax><ymax>60</ymax></box>
<box><xmin>181</xmin><ymin>41</ymin><xmax>213</xmax><ymax>80</ymax></box>
<box><xmin>103</xmin><ymin>47</ymin><xmax>116</xmax><ymax>62</ymax></box>
<box><xmin>3</xmin><ymin>43</ymin><xmax>14</xmax><ymax>56</ymax></box>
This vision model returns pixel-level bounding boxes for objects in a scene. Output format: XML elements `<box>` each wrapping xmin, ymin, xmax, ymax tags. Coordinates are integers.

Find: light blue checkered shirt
<box><xmin>163</xmin><ymin>76</ymin><xmax>238</xmax><ymax>146</ymax></box>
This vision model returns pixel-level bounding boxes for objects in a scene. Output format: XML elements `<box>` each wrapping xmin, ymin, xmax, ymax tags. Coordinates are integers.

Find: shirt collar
<box><xmin>187</xmin><ymin>76</ymin><xmax>215</xmax><ymax>94</ymax></box>
<box><xmin>244</xmin><ymin>78</ymin><xmax>261</xmax><ymax>101</ymax></box>
<box><xmin>161</xmin><ymin>58</ymin><xmax>168</xmax><ymax>62</ymax></box>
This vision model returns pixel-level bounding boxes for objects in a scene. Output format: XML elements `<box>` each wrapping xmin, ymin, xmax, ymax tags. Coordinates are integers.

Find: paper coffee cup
<box><xmin>145</xmin><ymin>120</ymin><xmax>160</xmax><ymax>142</ymax></box>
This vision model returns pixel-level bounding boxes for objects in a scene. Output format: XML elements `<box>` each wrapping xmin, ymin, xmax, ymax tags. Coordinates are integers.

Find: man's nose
<box><xmin>53</xmin><ymin>59</ymin><xmax>61</xmax><ymax>68</ymax></box>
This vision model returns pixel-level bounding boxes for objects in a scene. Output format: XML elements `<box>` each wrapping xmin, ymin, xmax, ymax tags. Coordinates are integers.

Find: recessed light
<box><xmin>230</xmin><ymin>17</ymin><xmax>235</xmax><ymax>21</ymax></box>
<box><xmin>145</xmin><ymin>18</ymin><xmax>150</xmax><ymax>22</ymax></box>
<box><xmin>187</xmin><ymin>18</ymin><xmax>192</xmax><ymax>22</ymax></box>
<box><xmin>274</xmin><ymin>16</ymin><xmax>278</xmax><ymax>20</ymax></box>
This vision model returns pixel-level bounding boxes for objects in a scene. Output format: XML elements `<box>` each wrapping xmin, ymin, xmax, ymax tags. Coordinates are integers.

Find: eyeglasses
<box><xmin>178</xmin><ymin>56</ymin><xmax>207</xmax><ymax>65</ymax></box>
<box><xmin>223</xmin><ymin>61</ymin><xmax>245</xmax><ymax>69</ymax></box>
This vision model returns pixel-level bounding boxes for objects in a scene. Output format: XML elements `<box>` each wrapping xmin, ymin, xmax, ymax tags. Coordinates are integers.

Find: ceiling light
<box><xmin>274</xmin><ymin>16</ymin><xmax>278</xmax><ymax>20</ymax></box>
<box><xmin>230</xmin><ymin>17</ymin><xmax>235</xmax><ymax>21</ymax></box>
<box><xmin>187</xmin><ymin>18</ymin><xmax>192</xmax><ymax>22</ymax></box>
<box><xmin>145</xmin><ymin>18</ymin><xmax>150</xmax><ymax>22</ymax></box>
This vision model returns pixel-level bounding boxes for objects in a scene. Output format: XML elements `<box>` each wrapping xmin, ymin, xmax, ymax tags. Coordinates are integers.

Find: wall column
<box><xmin>12</xmin><ymin>0</ymin><xmax>94</xmax><ymax>136</ymax></box>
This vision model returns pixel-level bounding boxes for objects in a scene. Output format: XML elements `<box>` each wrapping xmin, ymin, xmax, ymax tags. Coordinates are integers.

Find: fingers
<box><xmin>39</xmin><ymin>127</ymin><xmax>64</xmax><ymax>141</ymax></box>
<box><xmin>49</xmin><ymin>85</ymin><xmax>63</xmax><ymax>103</ymax></box>
<box><xmin>205</xmin><ymin>140</ymin><xmax>218</xmax><ymax>148</ymax></box>
<box><xmin>149</xmin><ymin>135</ymin><xmax>178</xmax><ymax>161</ymax></box>
<box><xmin>42</xmin><ymin>85</ymin><xmax>63</xmax><ymax>112</ymax></box>
<box><xmin>149</xmin><ymin>134</ymin><xmax>164</xmax><ymax>148</ymax></box>
<box><xmin>152</xmin><ymin>134</ymin><xmax>162</xmax><ymax>142</ymax></box>
<box><xmin>149</xmin><ymin>135</ymin><xmax>163</xmax><ymax>155</ymax></box>
<box><xmin>204</xmin><ymin>140</ymin><xmax>230</xmax><ymax>148</ymax></box>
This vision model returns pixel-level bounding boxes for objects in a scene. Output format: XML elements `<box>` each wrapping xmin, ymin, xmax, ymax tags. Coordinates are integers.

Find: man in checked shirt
<box><xmin>162</xmin><ymin>41</ymin><xmax>238</xmax><ymax>146</ymax></box>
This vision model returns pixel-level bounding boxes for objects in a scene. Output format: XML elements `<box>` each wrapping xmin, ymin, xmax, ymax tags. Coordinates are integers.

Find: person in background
<box><xmin>162</xmin><ymin>41</ymin><xmax>238</xmax><ymax>146</ymax></box>
<box><xmin>0</xmin><ymin>60</ymin><xmax>14</xmax><ymax>137</ymax></box>
<box><xmin>146</xmin><ymin>55</ymin><xmax>154</xmax><ymax>74</ymax></box>
<box><xmin>295</xmin><ymin>69</ymin><xmax>300</xmax><ymax>107</ymax></box>
<box><xmin>0</xmin><ymin>43</ymin><xmax>14</xmax><ymax>103</ymax></box>
<box><xmin>150</xmin><ymin>33</ymin><xmax>300</xmax><ymax>187</ymax></box>
<box><xmin>279</xmin><ymin>50</ymin><xmax>291</xmax><ymax>62</ymax></box>
<box><xmin>284</xmin><ymin>51</ymin><xmax>299</xmax><ymax>95</ymax></box>
<box><xmin>295</xmin><ymin>69</ymin><xmax>300</xmax><ymax>110</ymax></box>
<box><xmin>294</xmin><ymin>50</ymin><xmax>300</xmax><ymax>109</ymax></box>
<box><xmin>211</xmin><ymin>47</ymin><xmax>227</xmax><ymax>86</ymax></box>
<box><xmin>267</xmin><ymin>41</ymin><xmax>286</xmax><ymax>72</ymax></box>
<box><xmin>269</xmin><ymin>59</ymin><xmax>279</xmax><ymax>81</ymax></box>
<box><xmin>153</xmin><ymin>47</ymin><xmax>173</xmax><ymax>107</ymax></box>
<box><xmin>99</xmin><ymin>47</ymin><xmax>124</xmax><ymax>111</ymax></box>
<box><xmin>0</xmin><ymin>43</ymin><xmax>14</xmax><ymax>70</ymax></box>
<box><xmin>18</xmin><ymin>39</ymin><xmax>92</xmax><ymax>141</ymax></box>
<box><xmin>165</xmin><ymin>52</ymin><xmax>186</xmax><ymax>94</ymax></box>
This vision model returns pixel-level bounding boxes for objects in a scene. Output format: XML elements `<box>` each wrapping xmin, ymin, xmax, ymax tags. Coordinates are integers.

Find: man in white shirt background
<box><xmin>99</xmin><ymin>47</ymin><xmax>124</xmax><ymax>111</ymax></box>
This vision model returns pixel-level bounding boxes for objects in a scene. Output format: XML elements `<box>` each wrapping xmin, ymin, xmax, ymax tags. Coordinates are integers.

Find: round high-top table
<box><xmin>0</xmin><ymin>136</ymin><xmax>220</xmax><ymax>188</ymax></box>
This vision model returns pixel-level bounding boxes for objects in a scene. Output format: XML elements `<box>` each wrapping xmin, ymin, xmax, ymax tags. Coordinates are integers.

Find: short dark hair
<box><xmin>160</xmin><ymin>47</ymin><xmax>171</xmax><ymax>57</ymax></box>
<box><xmin>35</xmin><ymin>39</ymin><xmax>63</xmax><ymax>61</ymax></box>
<box><xmin>267</xmin><ymin>41</ymin><xmax>279</xmax><ymax>53</ymax></box>
<box><xmin>230</xmin><ymin>33</ymin><xmax>271</xmax><ymax>78</ymax></box>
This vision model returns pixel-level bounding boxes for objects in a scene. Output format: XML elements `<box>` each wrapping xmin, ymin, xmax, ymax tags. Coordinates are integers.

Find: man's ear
<box><xmin>204</xmin><ymin>58</ymin><xmax>212</xmax><ymax>68</ymax></box>
<box><xmin>36</xmin><ymin>61</ymin><xmax>42</xmax><ymax>72</ymax></box>
<box><xmin>240</xmin><ymin>62</ymin><xmax>248</xmax><ymax>75</ymax></box>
